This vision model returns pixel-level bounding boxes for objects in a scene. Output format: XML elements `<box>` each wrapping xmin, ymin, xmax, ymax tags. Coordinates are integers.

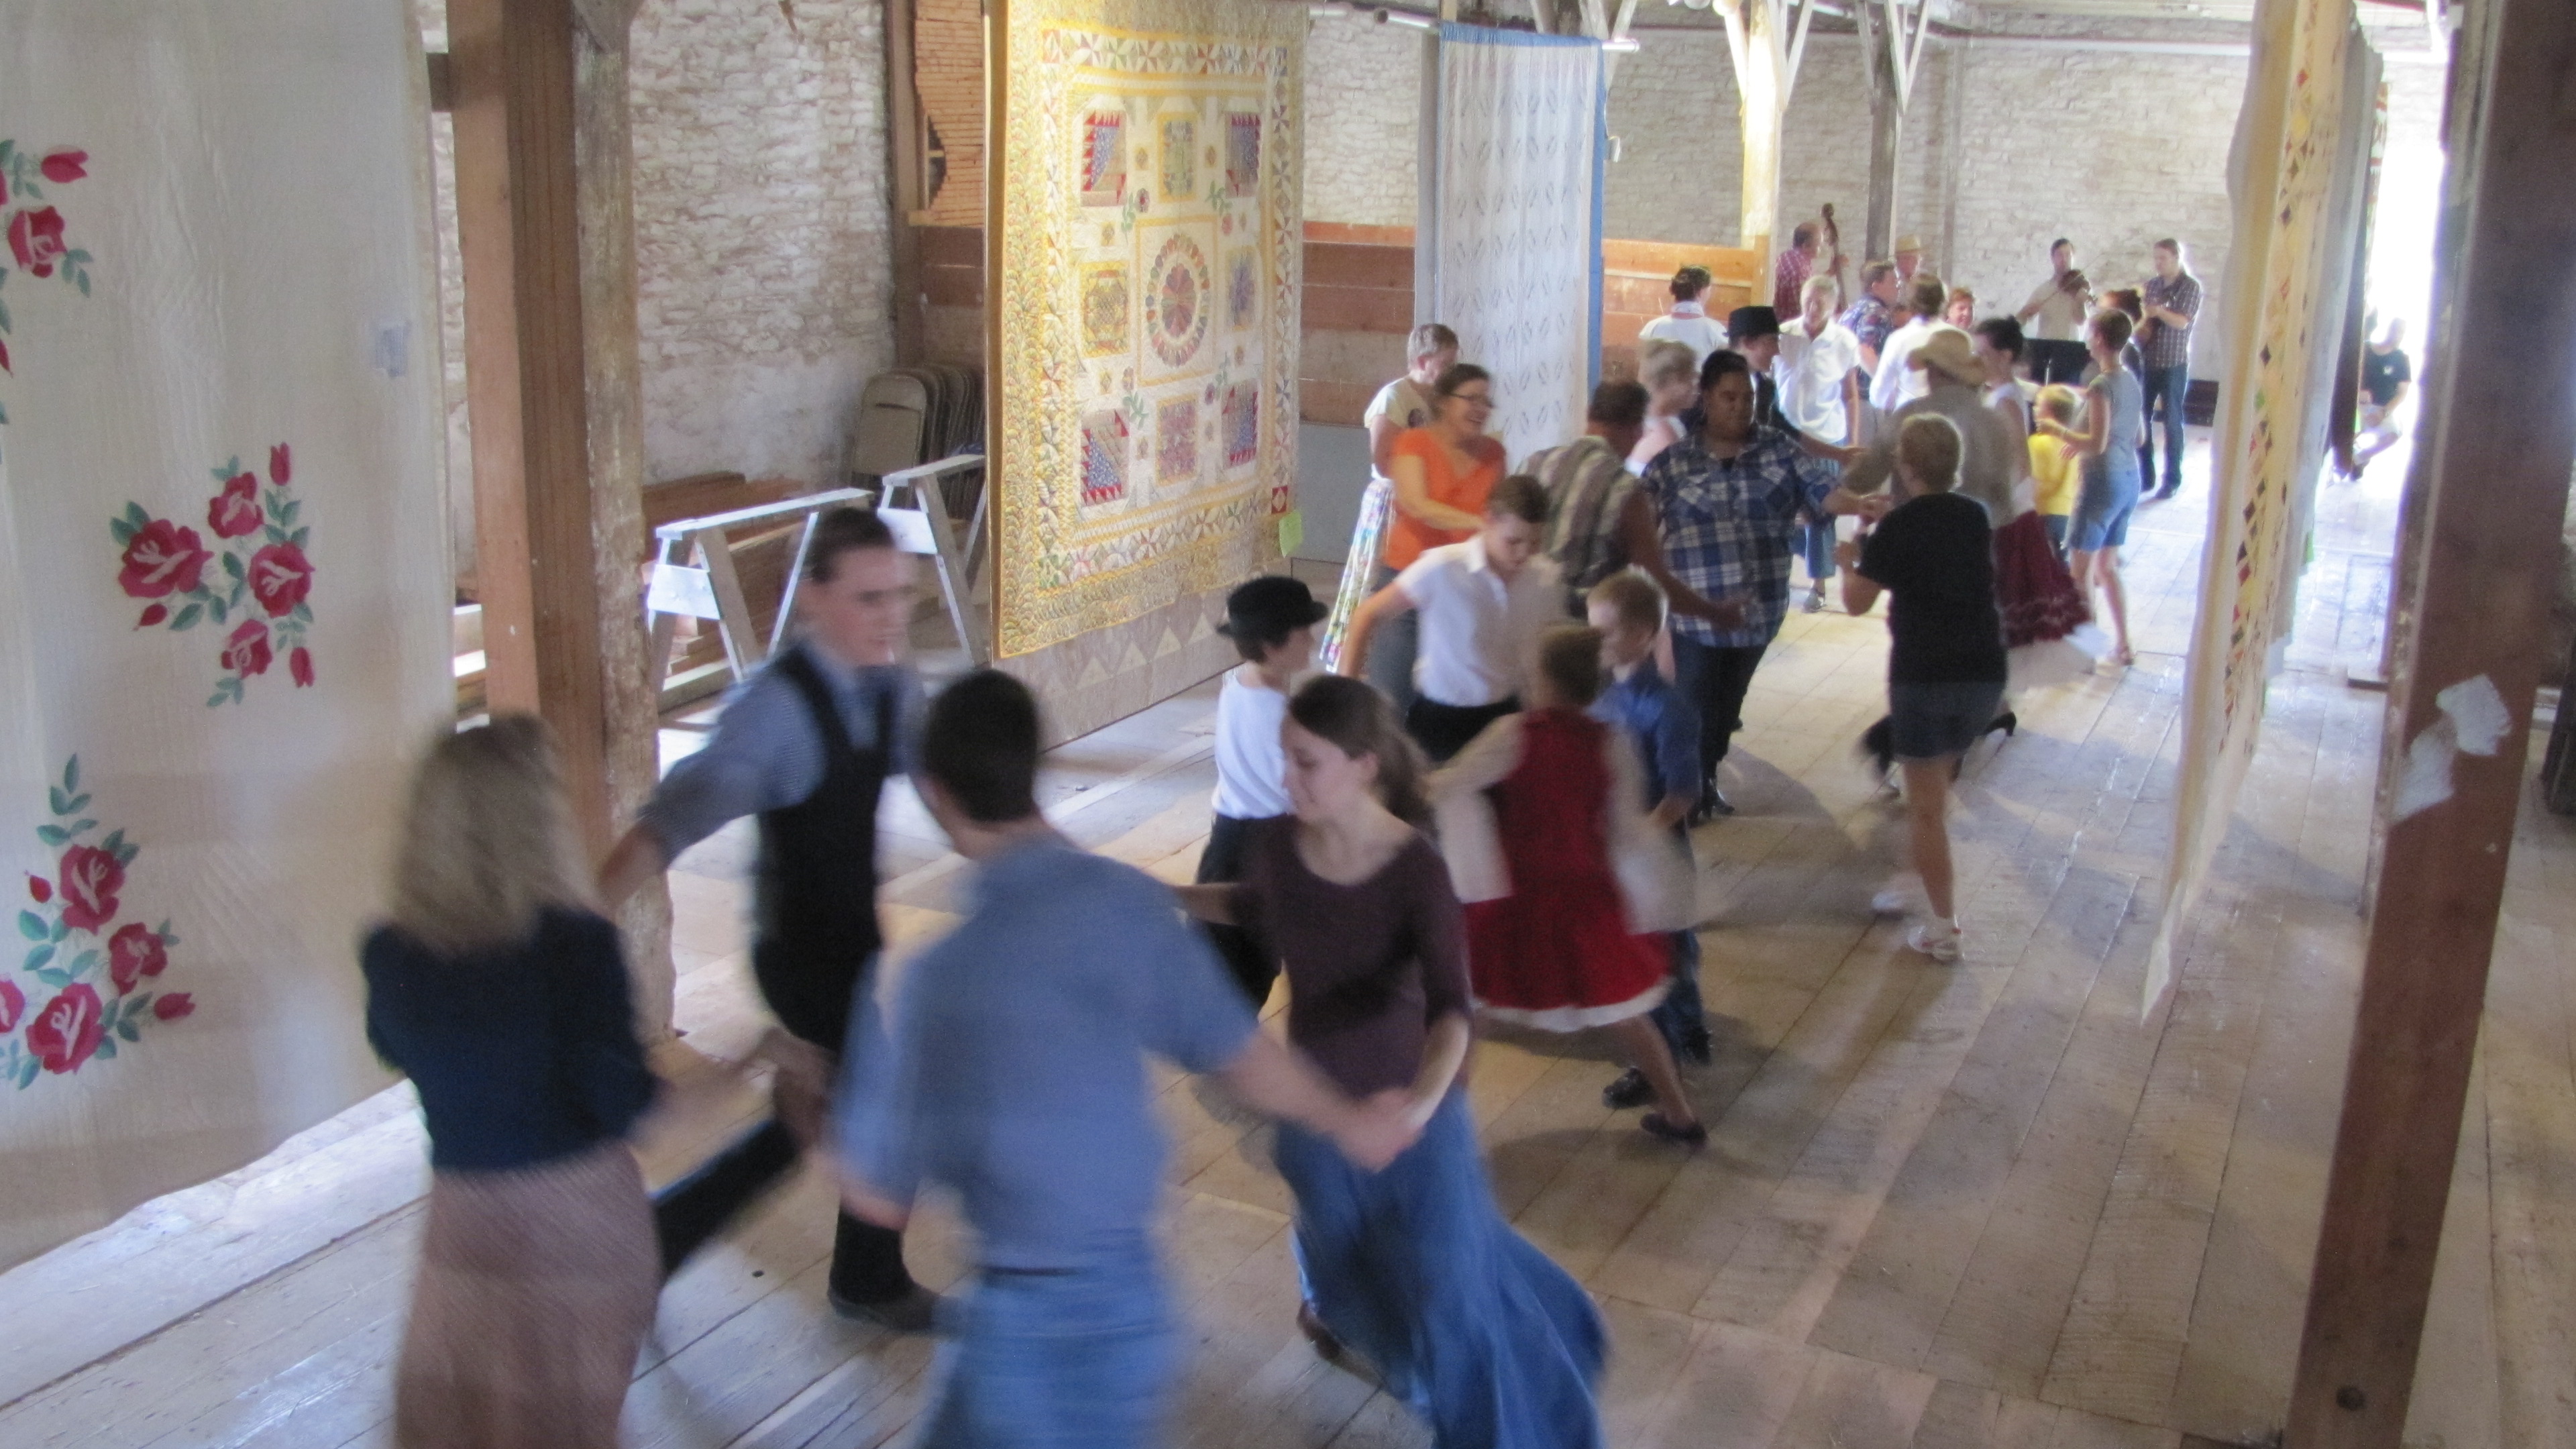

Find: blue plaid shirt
<box><xmin>1638</xmin><ymin>420</ymin><xmax>1841</xmax><ymax>648</ymax></box>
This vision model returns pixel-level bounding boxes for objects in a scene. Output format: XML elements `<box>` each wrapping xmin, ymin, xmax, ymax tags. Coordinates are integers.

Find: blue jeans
<box><xmin>1363</xmin><ymin>564</ymin><xmax>1419</xmax><ymax>713</ymax></box>
<box><xmin>1798</xmin><ymin>519</ymin><xmax>1835</xmax><ymax>588</ymax></box>
<box><xmin>1275</xmin><ymin>1093</ymin><xmax>1607</xmax><ymax>1448</ymax></box>
<box><xmin>915</xmin><ymin>1242</ymin><xmax>1175</xmax><ymax>1449</ymax></box>
<box><xmin>2141</xmin><ymin>364</ymin><xmax>2188</xmax><ymax>494</ymax></box>
<box><xmin>1648</xmin><ymin>926</ymin><xmax>1708</xmax><ymax>1064</ymax></box>
<box><xmin>1670</xmin><ymin>637</ymin><xmax>1768</xmax><ymax>791</ymax></box>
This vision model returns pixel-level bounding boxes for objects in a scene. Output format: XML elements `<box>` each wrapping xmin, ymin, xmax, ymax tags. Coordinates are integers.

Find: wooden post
<box><xmin>449</xmin><ymin>0</ymin><xmax>674</xmax><ymax>1033</ymax></box>
<box><xmin>2283</xmin><ymin>0</ymin><xmax>2576</xmax><ymax>1441</ymax></box>
<box><xmin>1716</xmin><ymin>0</ymin><xmax>1783</xmax><ymax>254</ymax></box>
<box><xmin>886</xmin><ymin>0</ymin><xmax>927</xmax><ymax>366</ymax></box>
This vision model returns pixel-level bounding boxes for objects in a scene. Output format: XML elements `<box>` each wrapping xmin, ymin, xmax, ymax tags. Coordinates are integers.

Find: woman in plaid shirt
<box><xmin>1627</xmin><ymin>351</ymin><xmax>1870</xmax><ymax>820</ymax></box>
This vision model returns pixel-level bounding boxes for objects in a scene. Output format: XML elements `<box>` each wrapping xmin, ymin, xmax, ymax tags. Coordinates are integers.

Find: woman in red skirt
<box><xmin>1432</xmin><ymin>625</ymin><xmax>1705</xmax><ymax>1145</ymax></box>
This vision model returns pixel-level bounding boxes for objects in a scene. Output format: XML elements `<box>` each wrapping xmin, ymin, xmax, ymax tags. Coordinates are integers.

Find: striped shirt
<box><xmin>1525</xmin><ymin>434</ymin><xmax>1634</xmax><ymax>613</ymax></box>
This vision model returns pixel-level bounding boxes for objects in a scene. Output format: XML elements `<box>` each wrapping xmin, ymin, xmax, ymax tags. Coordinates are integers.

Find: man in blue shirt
<box><xmin>1585</xmin><ymin>574</ymin><xmax>1711</xmax><ymax>1106</ymax></box>
<box><xmin>838</xmin><ymin>671</ymin><xmax>1413</xmax><ymax>1448</ymax></box>
<box><xmin>600</xmin><ymin>506</ymin><xmax>936</xmax><ymax>1329</ymax></box>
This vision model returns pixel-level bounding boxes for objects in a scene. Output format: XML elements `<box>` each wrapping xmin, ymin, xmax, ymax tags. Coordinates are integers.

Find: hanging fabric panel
<box><xmin>0</xmin><ymin>0</ymin><xmax>450</xmax><ymax>1268</ymax></box>
<box><xmin>1424</xmin><ymin>25</ymin><xmax>1603</xmax><ymax>470</ymax></box>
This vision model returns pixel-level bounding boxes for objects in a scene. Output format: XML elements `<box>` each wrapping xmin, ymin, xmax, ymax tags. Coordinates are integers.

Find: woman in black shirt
<box><xmin>1837</xmin><ymin>415</ymin><xmax>2006</xmax><ymax>963</ymax></box>
<box><xmin>364</xmin><ymin>717</ymin><xmax>659</xmax><ymax>1449</ymax></box>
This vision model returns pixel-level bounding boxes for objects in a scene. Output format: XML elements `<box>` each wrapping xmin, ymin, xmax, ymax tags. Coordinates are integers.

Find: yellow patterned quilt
<box><xmin>993</xmin><ymin>0</ymin><xmax>1302</xmax><ymax>657</ymax></box>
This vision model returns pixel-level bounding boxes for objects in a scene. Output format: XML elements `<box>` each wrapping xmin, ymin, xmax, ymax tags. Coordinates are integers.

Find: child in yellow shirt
<box><xmin>2028</xmin><ymin>385</ymin><xmax>2083</xmax><ymax>559</ymax></box>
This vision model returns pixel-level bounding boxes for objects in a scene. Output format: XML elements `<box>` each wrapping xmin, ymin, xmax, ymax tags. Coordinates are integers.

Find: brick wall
<box><xmin>629</xmin><ymin>0</ymin><xmax>896</xmax><ymax>488</ymax></box>
<box><xmin>1303</xmin><ymin>19</ymin><xmax>1423</xmax><ymax>228</ymax></box>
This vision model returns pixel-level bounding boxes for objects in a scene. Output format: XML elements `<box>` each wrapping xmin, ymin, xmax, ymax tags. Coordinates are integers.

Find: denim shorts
<box><xmin>2070</xmin><ymin>466</ymin><xmax>2141</xmax><ymax>552</ymax></box>
<box><xmin>1888</xmin><ymin>680</ymin><xmax>2006</xmax><ymax>763</ymax></box>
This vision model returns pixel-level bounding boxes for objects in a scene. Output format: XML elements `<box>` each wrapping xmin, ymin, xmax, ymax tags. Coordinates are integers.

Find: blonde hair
<box><xmin>1896</xmin><ymin>415</ymin><xmax>1963</xmax><ymax>493</ymax></box>
<box><xmin>1588</xmin><ymin>570</ymin><xmax>1666</xmax><ymax>633</ymax></box>
<box><xmin>1536</xmin><ymin>625</ymin><xmax>1607</xmax><ymax>708</ymax></box>
<box><xmin>2037</xmin><ymin>384</ymin><xmax>2083</xmax><ymax>425</ymax></box>
<box><xmin>1640</xmin><ymin>339</ymin><xmax>1698</xmax><ymax>389</ymax></box>
<box><xmin>387</xmin><ymin>716</ymin><xmax>597</xmax><ymax>955</ymax></box>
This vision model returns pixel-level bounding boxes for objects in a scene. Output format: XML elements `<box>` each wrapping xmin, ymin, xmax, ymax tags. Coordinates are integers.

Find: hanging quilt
<box><xmin>2147</xmin><ymin>0</ymin><xmax>2361</xmax><ymax>1013</ymax></box>
<box><xmin>0</xmin><ymin>0</ymin><xmax>450</xmax><ymax>1269</ymax></box>
<box><xmin>992</xmin><ymin>0</ymin><xmax>1302</xmax><ymax>658</ymax></box>
<box><xmin>1426</xmin><ymin>25</ymin><xmax>1603</xmax><ymax>469</ymax></box>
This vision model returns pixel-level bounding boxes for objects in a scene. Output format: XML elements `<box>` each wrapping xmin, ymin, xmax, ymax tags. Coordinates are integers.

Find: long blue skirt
<box><xmin>1273</xmin><ymin>1091</ymin><xmax>1606</xmax><ymax>1449</ymax></box>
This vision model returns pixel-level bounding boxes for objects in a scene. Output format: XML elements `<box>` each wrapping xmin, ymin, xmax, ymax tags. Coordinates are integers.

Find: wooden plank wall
<box><xmin>1603</xmin><ymin>238</ymin><xmax>1762</xmax><ymax>382</ymax></box>
<box><xmin>1301</xmin><ymin>221</ymin><xmax>1414</xmax><ymax>427</ymax></box>
<box><xmin>1296</xmin><ymin>226</ymin><xmax>1765</xmax><ymax>425</ymax></box>
<box><xmin>919</xmin><ymin>224</ymin><xmax>984</xmax><ymax>367</ymax></box>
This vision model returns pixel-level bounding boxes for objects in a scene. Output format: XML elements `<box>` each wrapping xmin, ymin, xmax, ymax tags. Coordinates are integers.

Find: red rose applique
<box><xmin>108</xmin><ymin>923</ymin><xmax>167</xmax><ymax>995</ymax></box>
<box><xmin>290</xmin><ymin>647</ymin><xmax>315</xmax><ymax>688</ymax></box>
<box><xmin>25</xmin><ymin>874</ymin><xmax>48</xmax><ymax>904</ymax></box>
<box><xmin>207</xmin><ymin>473</ymin><xmax>262</xmax><ymax>539</ymax></box>
<box><xmin>269</xmin><ymin>443</ymin><xmax>291</xmax><ymax>486</ymax></box>
<box><xmin>154</xmin><ymin>993</ymin><xmax>195</xmax><ymax>1022</ymax></box>
<box><xmin>38</xmin><ymin>150</ymin><xmax>86</xmax><ymax>184</ymax></box>
<box><xmin>117</xmin><ymin>520</ymin><xmax>212</xmax><ymax>598</ymax></box>
<box><xmin>223</xmin><ymin>619</ymin><xmax>274</xmax><ymax>678</ymax></box>
<box><xmin>9</xmin><ymin>205</ymin><xmax>67</xmax><ymax>278</ymax></box>
<box><xmin>27</xmin><ymin>984</ymin><xmax>102</xmax><ymax>1073</ymax></box>
<box><xmin>0</xmin><ymin>979</ymin><xmax>22</xmax><ymax>1034</ymax></box>
<box><xmin>56</xmin><ymin>845</ymin><xmax>123</xmax><ymax>933</ymax></box>
<box><xmin>136</xmin><ymin>604</ymin><xmax>167</xmax><ymax>628</ymax></box>
<box><xmin>248</xmin><ymin>542</ymin><xmax>314</xmax><ymax>617</ymax></box>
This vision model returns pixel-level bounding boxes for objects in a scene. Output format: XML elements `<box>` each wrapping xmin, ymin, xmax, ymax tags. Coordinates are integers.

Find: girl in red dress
<box><xmin>1432</xmin><ymin>626</ymin><xmax>1706</xmax><ymax>1144</ymax></box>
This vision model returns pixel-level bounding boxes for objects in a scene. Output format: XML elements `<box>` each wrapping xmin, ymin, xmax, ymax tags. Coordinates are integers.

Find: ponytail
<box><xmin>1287</xmin><ymin>676</ymin><xmax>1433</xmax><ymax>828</ymax></box>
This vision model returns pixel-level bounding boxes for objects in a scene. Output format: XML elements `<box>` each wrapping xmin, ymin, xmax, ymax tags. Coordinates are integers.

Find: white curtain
<box><xmin>0</xmin><ymin>0</ymin><xmax>450</xmax><ymax>1268</ymax></box>
<box><xmin>1424</xmin><ymin>25</ymin><xmax>1603</xmax><ymax>469</ymax></box>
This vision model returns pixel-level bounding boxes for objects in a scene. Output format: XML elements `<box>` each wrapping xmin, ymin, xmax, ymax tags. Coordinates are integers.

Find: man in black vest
<box><xmin>602</xmin><ymin>506</ymin><xmax>936</xmax><ymax>1331</ymax></box>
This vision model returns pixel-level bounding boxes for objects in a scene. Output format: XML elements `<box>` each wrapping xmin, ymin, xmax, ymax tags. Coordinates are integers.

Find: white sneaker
<box><xmin>1907</xmin><ymin>917</ymin><xmax>1963</xmax><ymax>963</ymax></box>
<box><xmin>1871</xmin><ymin>877</ymin><xmax>1923</xmax><ymax>915</ymax></box>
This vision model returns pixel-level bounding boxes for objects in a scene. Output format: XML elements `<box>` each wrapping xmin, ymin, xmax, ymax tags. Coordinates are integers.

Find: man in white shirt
<box><xmin>1638</xmin><ymin>265</ymin><xmax>1728</xmax><ymax>372</ymax></box>
<box><xmin>1337</xmin><ymin>474</ymin><xmax>1562</xmax><ymax>762</ymax></box>
<box><xmin>2015</xmin><ymin>237</ymin><xmax>2094</xmax><ymax>385</ymax></box>
<box><xmin>1869</xmin><ymin>272</ymin><xmax>1952</xmax><ymax>417</ymax></box>
<box><xmin>1777</xmin><ymin>276</ymin><xmax>1864</xmax><ymax>612</ymax></box>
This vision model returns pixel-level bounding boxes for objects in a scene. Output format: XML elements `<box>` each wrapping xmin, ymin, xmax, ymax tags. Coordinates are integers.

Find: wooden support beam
<box><xmin>1717</xmin><ymin>0</ymin><xmax>1786</xmax><ymax>253</ymax></box>
<box><xmin>449</xmin><ymin>0</ymin><xmax>673</xmax><ymax>1033</ymax></box>
<box><xmin>885</xmin><ymin>0</ymin><xmax>927</xmax><ymax>365</ymax></box>
<box><xmin>2284</xmin><ymin>0</ymin><xmax>2576</xmax><ymax>1441</ymax></box>
<box><xmin>1852</xmin><ymin>0</ymin><xmax>1902</xmax><ymax>262</ymax></box>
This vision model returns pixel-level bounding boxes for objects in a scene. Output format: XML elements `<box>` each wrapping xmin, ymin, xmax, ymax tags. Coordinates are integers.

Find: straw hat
<box><xmin>1893</xmin><ymin>233</ymin><xmax>1926</xmax><ymax>254</ymax></box>
<box><xmin>1909</xmin><ymin>326</ymin><xmax>1982</xmax><ymax>385</ymax></box>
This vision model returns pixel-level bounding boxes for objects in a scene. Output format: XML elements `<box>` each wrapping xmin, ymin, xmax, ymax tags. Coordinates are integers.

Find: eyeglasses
<box><xmin>1447</xmin><ymin>390</ymin><xmax>1494</xmax><ymax>407</ymax></box>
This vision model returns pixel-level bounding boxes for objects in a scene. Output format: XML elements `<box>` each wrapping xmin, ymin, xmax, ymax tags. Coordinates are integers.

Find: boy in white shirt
<box><xmin>1198</xmin><ymin>575</ymin><xmax>1328</xmax><ymax>1006</ymax></box>
<box><xmin>1338</xmin><ymin>475</ymin><xmax>1562</xmax><ymax>763</ymax></box>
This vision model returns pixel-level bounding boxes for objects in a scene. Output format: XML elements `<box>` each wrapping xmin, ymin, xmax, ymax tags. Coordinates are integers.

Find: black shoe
<box><xmin>1297</xmin><ymin>1301</ymin><xmax>1344</xmax><ymax>1360</ymax></box>
<box><xmin>1679</xmin><ymin>1026</ymin><xmax>1715</xmax><ymax>1067</ymax></box>
<box><xmin>828</xmin><ymin>1283</ymin><xmax>941</xmax><ymax>1334</ymax></box>
<box><xmin>1688</xmin><ymin>790</ymin><xmax>1735</xmax><ymax>824</ymax></box>
<box><xmin>2153</xmin><ymin>485</ymin><xmax>2180</xmax><ymax>501</ymax></box>
<box><xmin>1641</xmin><ymin>1112</ymin><xmax>1709</xmax><ymax>1146</ymax></box>
<box><xmin>1602</xmin><ymin>1068</ymin><xmax>1654</xmax><ymax>1110</ymax></box>
<box><xmin>1988</xmin><ymin>710</ymin><xmax>2017</xmax><ymax>739</ymax></box>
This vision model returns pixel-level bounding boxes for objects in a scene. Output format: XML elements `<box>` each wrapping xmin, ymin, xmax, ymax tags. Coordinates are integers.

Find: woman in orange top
<box><xmin>1364</xmin><ymin>364</ymin><xmax>1508</xmax><ymax>709</ymax></box>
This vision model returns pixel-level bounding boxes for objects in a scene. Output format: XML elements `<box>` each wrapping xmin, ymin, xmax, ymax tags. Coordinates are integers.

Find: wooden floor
<box><xmin>4</xmin><ymin>438</ymin><xmax>2569</xmax><ymax>1449</ymax></box>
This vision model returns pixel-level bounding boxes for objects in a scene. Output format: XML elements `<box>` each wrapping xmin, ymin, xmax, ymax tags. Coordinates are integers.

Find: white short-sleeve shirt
<box><xmin>1638</xmin><ymin>303</ymin><xmax>1729</xmax><ymax>373</ymax></box>
<box><xmin>1395</xmin><ymin>537</ymin><xmax>1564</xmax><ymax>708</ymax></box>
<box><xmin>1870</xmin><ymin>317</ymin><xmax>1937</xmax><ymax>414</ymax></box>
<box><xmin>1210</xmin><ymin>668</ymin><xmax>1292</xmax><ymax>819</ymax></box>
<box><xmin>1776</xmin><ymin>319</ymin><xmax>1862</xmax><ymax>444</ymax></box>
<box><xmin>1363</xmin><ymin>377</ymin><xmax>1436</xmax><ymax>483</ymax></box>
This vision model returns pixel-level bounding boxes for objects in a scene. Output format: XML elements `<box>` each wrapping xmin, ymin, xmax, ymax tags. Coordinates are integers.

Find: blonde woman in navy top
<box><xmin>363</xmin><ymin>718</ymin><xmax>659</xmax><ymax>1449</ymax></box>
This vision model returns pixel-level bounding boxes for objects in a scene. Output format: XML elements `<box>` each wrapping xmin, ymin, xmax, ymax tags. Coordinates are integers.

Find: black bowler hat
<box><xmin>1727</xmin><ymin>305</ymin><xmax>1781</xmax><ymax>341</ymax></box>
<box><xmin>1217</xmin><ymin>575</ymin><xmax>1329</xmax><ymax>640</ymax></box>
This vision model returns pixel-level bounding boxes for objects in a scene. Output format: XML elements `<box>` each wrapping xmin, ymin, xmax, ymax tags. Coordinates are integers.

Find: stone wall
<box><xmin>629</xmin><ymin>0</ymin><xmax>896</xmax><ymax>489</ymax></box>
<box><xmin>1301</xmin><ymin>19</ymin><xmax>1423</xmax><ymax>229</ymax></box>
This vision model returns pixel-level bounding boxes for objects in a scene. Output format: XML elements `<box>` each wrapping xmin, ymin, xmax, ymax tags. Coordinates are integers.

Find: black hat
<box><xmin>1727</xmin><ymin>305</ymin><xmax>1780</xmax><ymax>341</ymax></box>
<box><xmin>1217</xmin><ymin>574</ymin><xmax>1328</xmax><ymax>640</ymax></box>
